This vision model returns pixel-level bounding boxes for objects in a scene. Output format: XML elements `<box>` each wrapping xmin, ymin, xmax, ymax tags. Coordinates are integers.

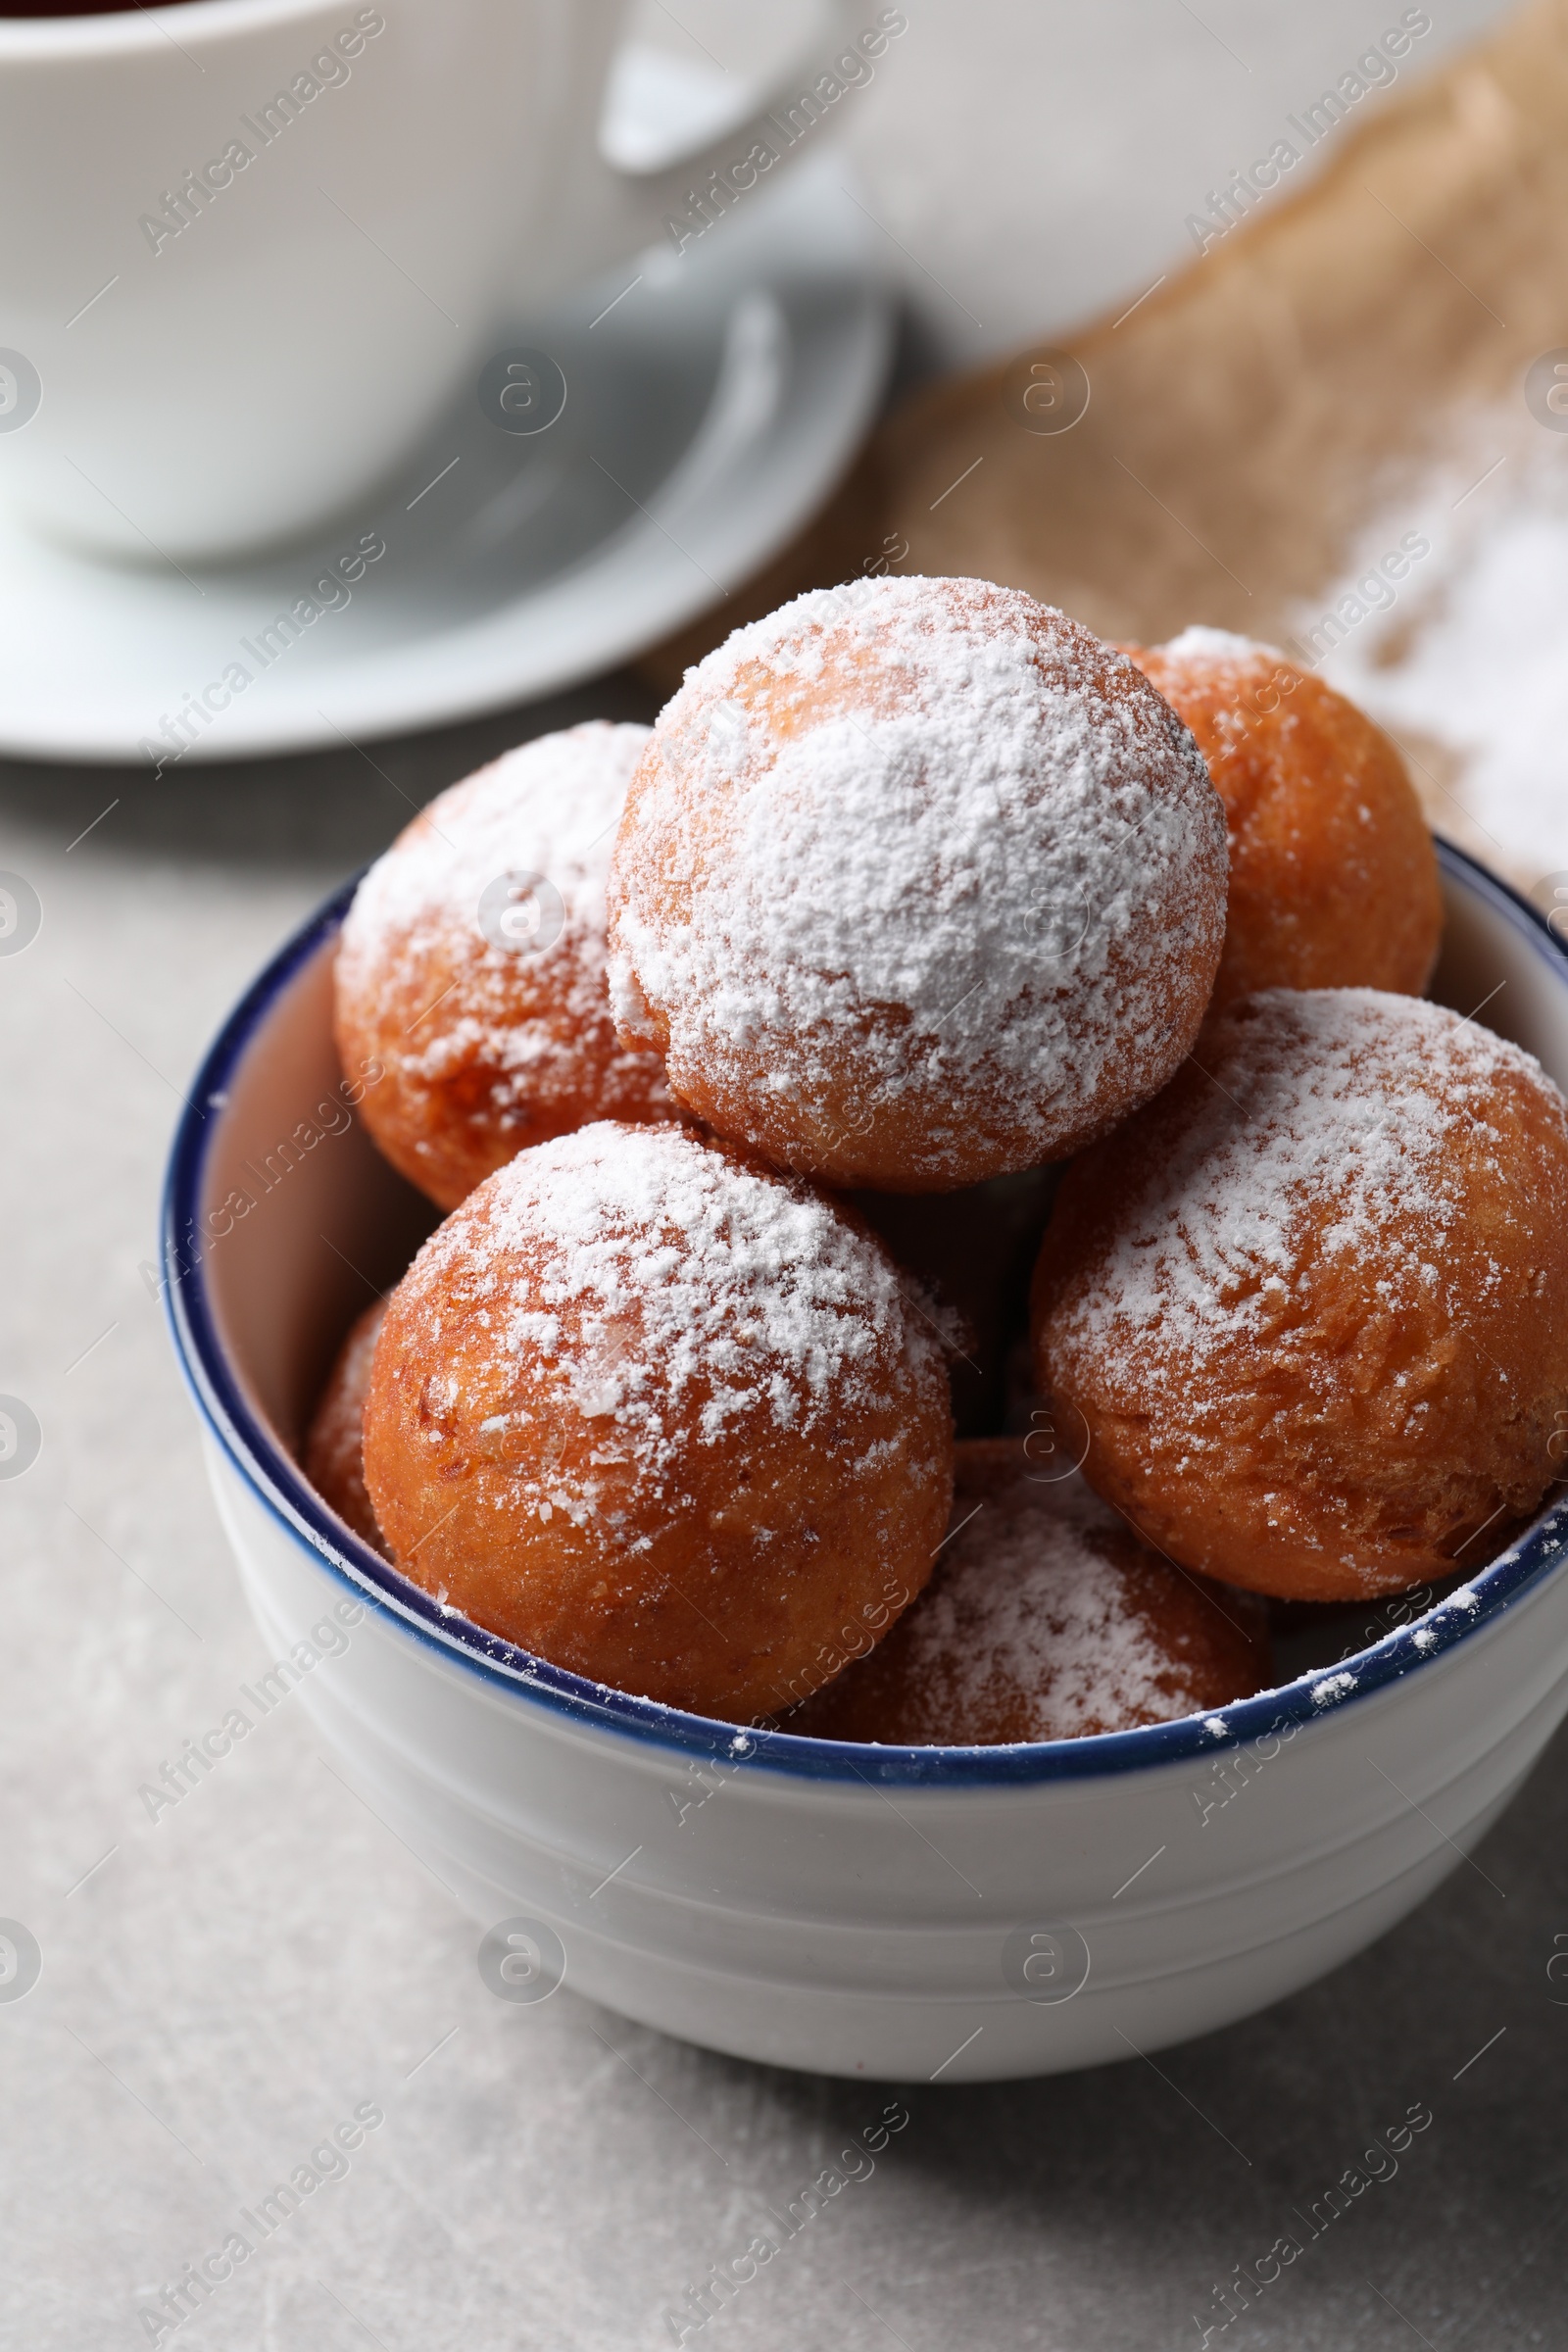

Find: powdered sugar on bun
<box><xmin>335</xmin><ymin>722</ymin><xmax>672</xmax><ymax>1210</ymax></box>
<box><xmin>1158</xmin><ymin>625</ymin><xmax>1283</xmax><ymax>666</ymax></box>
<box><xmin>362</xmin><ymin>1120</ymin><xmax>954</xmax><ymax>1719</ymax></box>
<box><xmin>793</xmin><ymin>1446</ymin><xmax>1268</xmax><ymax>1743</ymax></box>
<box><xmin>608</xmin><ymin>576</ymin><xmax>1228</xmax><ymax>1191</ymax></box>
<box><xmin>1034</xmin><ymin>988</ymin><xmax>1568</xmax><ymax>1599</ymax></box>
<box><xmin>426</xmin><ymin>1119</ymin><xmax>941</xmax><ymax>1477</ymax></box>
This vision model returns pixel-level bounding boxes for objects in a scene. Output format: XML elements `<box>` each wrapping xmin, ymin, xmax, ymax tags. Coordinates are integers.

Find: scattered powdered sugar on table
<box><xmin>1310</xmin><ymin>416</ymin><xmax>1568</xmax><ymax>886</ymax></box>
<box><xmin>1055</xmin><ymin>989</ymin><xmax>1546</xmax><ymax>1381</ymax></box>
<box><xmin>409</xmin><ymin>1121</ymin><xmax>937</xmax><ymax>1508</ymax></box>
<box><xmin>610</xmin><ymin>576</ymin><xmax>1225</xmax><ymax>1161</ymax></box>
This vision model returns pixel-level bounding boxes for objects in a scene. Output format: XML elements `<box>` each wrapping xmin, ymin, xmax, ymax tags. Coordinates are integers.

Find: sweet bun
<box><xmin>792</xmin><ymin>1442</ymin><xmax>1270</xmax><ymax>1743</ymax></box>
<box><xmin>1033</xmin><ymin>988</ymin><xmax>1568</xmax><ymax>1600</ymax></box>
<box><xmin>1123</xmin><ymin>630</ymin><xmax>1442</xmax><ymax>1013</ymax></box>
<box><xmin>335</xmin><ymin>722</ymin><xmax>672</xmax><ymax>1211</ymax></box>
<box><xmin>362</xmin><ymin>1119</ymin><xmax>955</xmax><ymax>1719</ymax></box>
<box><xmin>303</xmin><ymin>1298</ymin><xmax>389</xmax><ymax>1556</ymax></box>
<box><xmin>608</xmin><ymin>576</ymin><xmax>1229</xmax><ymax>1191</ymax></box>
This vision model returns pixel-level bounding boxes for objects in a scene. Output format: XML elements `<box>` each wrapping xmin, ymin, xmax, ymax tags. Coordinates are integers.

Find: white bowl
<box><xmin>163</xmin><ymin>843</ymin><xmax>1568</xmax><ymax>2082</ymax></box>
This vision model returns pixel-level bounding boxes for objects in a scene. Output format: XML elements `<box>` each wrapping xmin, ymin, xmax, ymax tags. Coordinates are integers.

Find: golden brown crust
<box><xmin>302</xmin><ymin>1298</ymin><xmax>390</xmax><ymax>1556</ymax></box>
<box><xmin>791</xmin><ymin>1440</ymin><xmax>1270</xmax><ymax>1743</ymax></box>
<box><xmin>362</xmin><ymin>1120</ymin><xmax>954</xmax><ymax>1719</ymax></box>
<box><xmin>1122</xmin><ymin>635</ymin><xmax>1443</xmax><ymax>1014</ymax></box>
<box><xmin>1032</xmin><ymin>989</ymin><xmax>1568</xmax><ymax>1601</ymax></box>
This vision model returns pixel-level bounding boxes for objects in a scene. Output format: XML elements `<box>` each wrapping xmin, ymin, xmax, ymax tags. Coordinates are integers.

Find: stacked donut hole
<box><xmin>302</xmin><ymin>585</ymin><xmax>1568</xmax><ymax>1745</ymax></box>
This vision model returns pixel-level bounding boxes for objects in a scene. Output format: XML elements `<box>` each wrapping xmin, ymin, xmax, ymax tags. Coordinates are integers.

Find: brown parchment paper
<box><xmin>640</xmin><ymin>0</ymin><xmax>1568</xmax><ymax>874</ymax></box>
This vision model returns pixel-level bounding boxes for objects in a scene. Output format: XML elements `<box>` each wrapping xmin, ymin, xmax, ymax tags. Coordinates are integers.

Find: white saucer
<box><xmin>0</xmin><ymin>150</ymin><xmax>890</xmax><ymax>764</ymax></box>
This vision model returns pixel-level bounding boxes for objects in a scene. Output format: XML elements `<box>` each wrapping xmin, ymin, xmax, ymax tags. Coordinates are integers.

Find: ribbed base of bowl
<box><xmin>210</xmin><ymin>1446</ymin><xmax>1567</xmax><ymax>2082</ymax></box>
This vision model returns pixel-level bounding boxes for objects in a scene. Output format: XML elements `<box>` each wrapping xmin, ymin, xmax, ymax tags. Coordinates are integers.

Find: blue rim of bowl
<box><xmin>162</xmin><ymin>838</ymin><xmax>1568</xmax><ymax>1786</ymax></box>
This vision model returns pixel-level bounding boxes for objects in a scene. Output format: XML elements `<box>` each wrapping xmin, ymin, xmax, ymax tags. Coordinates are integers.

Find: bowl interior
<box><xmin>179</xmin><ymin>906</ymin><xmax>439</xmax><ymax>1458</ymax></box>
<box><xmin>166</xmin><ymin>844</ymin><xmax>1568</xmax><ymax>1773</ymax></box>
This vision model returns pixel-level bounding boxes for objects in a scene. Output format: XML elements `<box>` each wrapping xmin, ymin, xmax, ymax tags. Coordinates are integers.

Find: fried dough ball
<box><xmin>608</xmin><ymin>577</ymin><xmax>1228</xmax><ymax>1191</ymax></box>
<box><xmin>1032</xmin><ymin>988</ymin><xmax>1568</xmax><ymax>1601</ymax></box>
<box><xmin>303</xmin><ymin>1298</ymin><xmax>389</xmax><ymax>1557</ymax></box>
<box><xmin>335</xmin><ymin>723</ymin><xmax>673</xmax><ymax>1211</ymax></box>
<box><xmin>1122</xmin><ymin>630</ymin><xmax>1442</xmax><ymax>1014</ymax></box>
<box><xmin>791</xmin><ymin>1443</ymin><xmax>1270</xmax><ymax>1744</ymax></box>
<box><xmin>362</xmin><ymin>1119</ymin><xmax>954</xmax><ymax>1719</ymax></box>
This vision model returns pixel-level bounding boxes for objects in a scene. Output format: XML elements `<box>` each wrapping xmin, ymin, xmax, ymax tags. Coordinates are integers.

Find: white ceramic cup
<box><xmin>0</xmin><ymin>0</ymin><xmax>866</xmax><ymax>562</ymax></box>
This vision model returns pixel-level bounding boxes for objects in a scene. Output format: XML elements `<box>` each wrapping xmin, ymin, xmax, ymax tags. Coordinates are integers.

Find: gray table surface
<box><xmin>4</xmin><ymin>5</ymin><xmax>1564</xmax><ymax>2347</ymax></box>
